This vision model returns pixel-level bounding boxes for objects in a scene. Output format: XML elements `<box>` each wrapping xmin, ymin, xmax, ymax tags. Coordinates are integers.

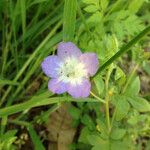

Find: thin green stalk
<box><xmin>8</xmin><ymin>119</ymin><xmax>30</xmax><ymax>127</ymax></box>
<box><xmin>90</xmin><ymin>91</ymin><xmax>105</xmax><ymax>103</ymax></box>
<box><xmin>105</xmin><ymin>67</ymin><xmax>113</xmax><ymax>132</ymax></box>
<box><xmin>122</xmin><ymin>64</ymin><xmax>139</xmax><ymax>93</ymax></box>
<box><xmin>1</xmin><ymin>30</ymin><xmax>12</xmax><ymax>76</ymax></box>
<box><xmin>20</xmin><ymin>0</ymin><xmax>26</xmax><ymax>52</ymax></box>
<box><xmin>94</xmin><ymin>26</ymin><xmax>150</xmax><ymax>76</ymax></box>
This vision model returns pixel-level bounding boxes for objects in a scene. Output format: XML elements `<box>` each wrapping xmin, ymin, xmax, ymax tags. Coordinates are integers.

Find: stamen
<box><xmin>57</xmin><ymin>56</ymin><xmax>87</xmax><ymax>84</ymax></box>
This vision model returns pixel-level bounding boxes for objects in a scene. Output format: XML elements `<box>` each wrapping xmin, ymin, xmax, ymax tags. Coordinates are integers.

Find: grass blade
<box><xmin>63</xmin><ymin>0</ymin><xmax>77</xmax><ymax>41</ymax></box>
<box><xmin>28</xmin><ymin>125</ymin><xmax>45</xmax><ymax>150</ymax></box>
<box><xmin>0</xmin><ymin>97</ymin><xmax>101</xmax><ymax>117</ymax></box>
<box><xmin>0</xmin><ymin>78</ymin><xmax>19</xmax><ymax>86</ymax></box>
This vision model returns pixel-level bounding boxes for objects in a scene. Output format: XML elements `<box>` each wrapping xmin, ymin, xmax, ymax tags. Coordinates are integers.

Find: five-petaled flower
<box><xmin>41</xmin><ymin>42</ymin><xmax>99</xmax><ymax>98</ymax></box>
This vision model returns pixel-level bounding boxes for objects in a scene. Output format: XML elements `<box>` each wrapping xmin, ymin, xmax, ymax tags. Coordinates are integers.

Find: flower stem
<box><xmin>90</xmin><ymin>91</ymin><xmax>105</xmax><ymax>103</ymax></box>
<box><xmin>105</xmin><ymin>67</ymin><xmax>112</xmax><ymax>132</ymax></box>
<box><xmin>110</xmin><ymin>63</ymin><xmax>139</xmax><ymax>129</ymax></box>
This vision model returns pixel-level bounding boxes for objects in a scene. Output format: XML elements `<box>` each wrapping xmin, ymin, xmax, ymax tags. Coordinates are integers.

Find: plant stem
<box><xmin>105</xmin><ymin>67</ymin><xmax>112</xmax><ymax>132</ymax></box>
<box><xmin>90</xmin><ymin>91</ymin><xmax>105</xmax><ymax>103</ymax></box>
<box><xmin>8</xmin><ymin>119</ymin><xmax>30</xmax><ymax>127</ymax></box>
<box><xmin>122</xmin><ymin>64</ymin><xmax>139</xmax><ymax>93</ymax></box>
<box><xmin>110</xmin><ymin>63</ymin><xmax>139</xmax><ymax>128</ymax></box>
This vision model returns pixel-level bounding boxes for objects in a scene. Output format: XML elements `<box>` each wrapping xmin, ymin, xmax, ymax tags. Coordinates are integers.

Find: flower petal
<box><xmin>80</xmin><ymin>53</ymin><xmax>99</xmax><ymax>76</ymax></box>
<box><xmin>41</xmin><ymin>56</ymin><xmax>61</xmax><ymax>78</ymax></box>
<box><xmin>57</xmin><ymin>42</ymin><xmax>82</xmax><ymax>59</ymax></box>
<box><xmin>48</xmin><ymin>79</ymin><xmax>67</xmax><ymax>94</ymax></box>
<box><xmin>67</xmin><ymin>79</ymin><xmax>91</xmax><ymax>98</ymax></box>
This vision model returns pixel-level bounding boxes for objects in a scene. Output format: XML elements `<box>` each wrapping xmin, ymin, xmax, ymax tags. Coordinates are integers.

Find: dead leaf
<box><xmin>47</xmin><ymin>103</ymin><xmax>76</xmax><ymax>150</ymax></box>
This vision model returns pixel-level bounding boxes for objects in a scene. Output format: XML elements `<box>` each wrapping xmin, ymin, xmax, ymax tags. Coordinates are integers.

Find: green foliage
<box><xmin>113</xmin><ymin>95</ymin><xmax>130</xmax><ymax>121</ymax></box>
<box><xmin>110</xmin><ymin>128</ymin><xmax>126</xmax><ymax>140</ymax></box>
<box><xmin>127</xmin><ymin>96</ymin><xmax>150</xmax><ymax>112</ymax></box>
<box><xmin>27</xmin><ymin>125</ymin><xmax>45</xmax><ymax>150</ymax></box>
<box><xmin>125</xmin><ymin>76</ymin><xmax>140</xmax><ymax>95</ymax></box>
<box><xmin>94</xmin><ymin>75</ymin><xmax>104</xmax><ymax>95</ymax></box>
<box><xmin>63</xmin><ymin>0</ymin><xmax>77</xmax><ymax>41</ymax></box>
<box><xmin>0</xmin><ymin>0</ymin><xmax>150</xmax><ymax>149</ymax></box>
<box><xmin>0</xmin><ymin>130</ymin><xmax>17</xmax><ymax>150</ymax></box>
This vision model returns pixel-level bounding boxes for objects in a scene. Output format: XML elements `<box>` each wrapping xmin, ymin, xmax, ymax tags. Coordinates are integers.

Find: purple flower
<box><xmin>41</xmin><ymin>42</ymin><xmax>99</xmax><ymax>98</ymax></box>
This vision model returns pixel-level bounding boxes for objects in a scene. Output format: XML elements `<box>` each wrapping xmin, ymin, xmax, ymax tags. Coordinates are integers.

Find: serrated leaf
<box><xmin>78</xmin><ymin>127</ymin><xmax>91</xmax><ymax>144</ymax></box>
<box><xmin>96</xmin><ymin>119</ymin><xmax>108</xmax><ymax>139</ymax></box>
<box><xmin>81</xmin><ymin>114</ymin><xmax>95</xmax><ymax>130</ymax></box>
<box><xmin>84</xmin><ymin>5</ymin><xmax>99</xmax><ymax>13</ymax></box>
<box><xmin>127</xmin><ymin>96</ymin><xmax>150</xmax><ymax>112</ymax></box>
<box><xmin>88</xmin><ymin>12</ymin><xmax>102</xmax><ymax>23</ymax></box>
<box><xmin>82</xmin><ymin>0</ymin><xmax>98</xmax><ymax>5</ymax></box>
<box><xmin>100</xmin><ymin>0</ymin><xmax>109</xmax><ymax>11</ymax></box>
<box><xmin>111</xmin><ymin>128</ymin><xmax>126</xmax><ymax>140</ymax></box>
<box><xmin>114</xmin><ymin>96</ymin><xmax>130</xmax><ymax>121</ymax></box>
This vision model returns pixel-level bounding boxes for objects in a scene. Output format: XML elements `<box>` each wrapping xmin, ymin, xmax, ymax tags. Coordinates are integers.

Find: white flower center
<box><xmin>56</xmin><ymin>57</ymin><xmax>88</xmax><ymax>85</ymax></box>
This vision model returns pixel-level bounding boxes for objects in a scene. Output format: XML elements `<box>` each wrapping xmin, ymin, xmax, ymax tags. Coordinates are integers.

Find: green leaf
<box><xmin>96</xmin><ymin>119</ymin><xmax>108</xmax><ymax>139</ymax></box>
<box><xmin>88</xmin><ymin>135</ymin><xmax>107</xmax><ymax>146</ymax></box>
<box><xmin>0</xmin><ymin>78</ymin><xmax>19</xmax><ymax>86</ymax></box>
<box><xmin>68</xmin><ymin>105</ymin><xmax>81</xmax><ymax>120</ymax></box>
<box><xmin>128</xmin><ymin>0</ymin><xmax>145</xmax><ymax>14</ymax></box>
<box><xmin>0</xmin><ymin>96</ymin><xmax>99</xmax><ymax>117</ymax></box>
<box><xmin>28</xmin><ymin>125</ymin><xmax>45</xmax><ymax>150</ymax></box>
<box><xmin>84</xmin><ymin>5</ymin><xmax>98</xmax><ymax>13</ymax></box>
<box><xmin>115</xmin><ymin>67</ymin><xmax>125</xmax><ymax>80</ymax></box>
<box><xmin>125</xmin><ymin>76</ymin><xmax>140</xmax><ymax>95</ymax></box>
<box><xmin>110</xmin><ymin>128</ymin><xmax>126</xmax><ymax>140</ymax></box>
<box><xmin>63</xmin><ymin>0</ymin><xmax>77</xmax><ymax>41</ymax></box>
<box><xmin>81</xmin><ymin>114</ymin><xmax>95</xmax><ymax>130</ymax></box>
<box><xmin>114</xmin><ymin>96</ymin><xmax>130</xmax><ymax>121</ymax></box>
<box><xmin>100</xmin><ymin>0</ymin><xmax>109</xmax><ymax>11</ymax></box>
<box><xmin>127</xmin><ymin>96</ymin><xmax>150</xmax><ymax>112</ymax></box>
<box><xmin>111</xmin><ymin>140</ymin><xmax>130</xmax><ymax>150</ymax></box>
<box><xmin>94</xmin><ymin>75</ymin><xmax>104</xmax><ymax>95</ymax></box>
<box><xmin>88</xmin><ymin>134</ymin><xmax>109</xmax><ymax>150</ymax></box>
<box><xmin>82</xmin><ymin>0</ymin><xmax>98</xmax><ymax>5</ymax></box>
<box><xmin>94</xmin><ymin>25</ymin><xmax>150</xmax><ymax>76</ymax></box>
<box><xmin>0</xmin><ymin>130</ymin><xmax>17</xmax><ymax>150</ymax></box>
<box><xmin>78</xmin><ymin>127</ymin><xmax>92</xmax><ymax>144</ymax></box>
<box><xmin>88</xmin><ymin>12</ymin><xmax>102</xmax><ymax>23</ymax></box>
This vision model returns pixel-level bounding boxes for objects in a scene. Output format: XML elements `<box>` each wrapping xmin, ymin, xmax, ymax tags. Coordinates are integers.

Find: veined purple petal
<box><xmin>48</xmin><ymin>79</ymin><xmax>67</xmax><ymax>94</ymax></box>
<box><xmin>57</xmin><ymin>42</ymin><xmax>82</xmax><ymax>59</ymax></box>
<box><xmin>80</xmin><ymin>53</ymin><xmax>99</xmax><ymax>76</ymax></box>
<box><xmin>67</xmin><ymin>79</ymin><xmax>91</xmax><ymax>98</ymax></box>
<box><xmin>41</xmin><ymin>56</ymin><xmax>61</xmax><ymax>78</ymax></box>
